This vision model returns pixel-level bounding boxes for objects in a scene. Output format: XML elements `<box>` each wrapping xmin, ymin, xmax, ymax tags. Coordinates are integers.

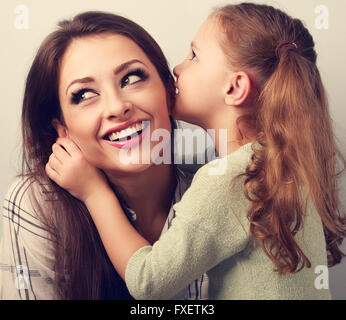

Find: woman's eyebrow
<box><xmin>65</xmin><ymin>77</ymin><xmax>94</xmax><ymax>95</ymax></box>
<box><xmin>114</xmin><ymin>59</ymin><xmax>147</xmax><ymax>75</ymax></box>
<box><xmin>65</xmin><ymin>59</ymin><xmax>147</xmax><ymax>95</ymax></box>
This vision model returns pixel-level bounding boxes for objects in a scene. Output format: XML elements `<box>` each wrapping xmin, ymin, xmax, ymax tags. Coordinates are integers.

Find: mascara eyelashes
<box><xmin>70</xmin><ymin>68</ymin><xmax>149</xmax><ymax>105</ymax></box>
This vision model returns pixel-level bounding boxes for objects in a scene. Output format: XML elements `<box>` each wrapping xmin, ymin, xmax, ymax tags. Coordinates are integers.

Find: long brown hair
<box><xmin>213</xmin><ymin>3</ymin><xmax>346</xmax><ymax>274</ymax></box>
<box><xmin>21</xmin><ymin>11</ymin><xmax>175</xmax><ymax>299</ymax></box>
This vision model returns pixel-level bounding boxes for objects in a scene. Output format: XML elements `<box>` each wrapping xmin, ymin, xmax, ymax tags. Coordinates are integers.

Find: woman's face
<box><xmin>58</xmin><ymin>33</ymin><xmax>171</xmax><ymax>176</ymax></box>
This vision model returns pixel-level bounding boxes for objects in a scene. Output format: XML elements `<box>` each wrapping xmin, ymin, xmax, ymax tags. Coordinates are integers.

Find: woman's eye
<box><xmin>121</xmin><ymin>69</ymin><xmax>148</xmax><ymax>88</ymax></box>
<box><xmin>71</xmin><ymin>89</ymin><xmax>98</xmax><ymax>104</ymax></box>
<box><xmin>122</xmin><ymin>74</ymin><xmax>142</xmax><ymax>87</ymax></box>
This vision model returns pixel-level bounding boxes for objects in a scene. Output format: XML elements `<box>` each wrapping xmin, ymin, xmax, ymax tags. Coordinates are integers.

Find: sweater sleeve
<box><xmin>125</xmin><ymin>156</ymin><xmax>250</xmax><ymax>300</ymax></box>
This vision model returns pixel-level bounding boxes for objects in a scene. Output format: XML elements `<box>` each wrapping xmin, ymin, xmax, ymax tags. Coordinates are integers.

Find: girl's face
<box><xmin>58</xmin><ymin>33</ymin><xmax>171</xmax><ymax>176</ymax></box>
<box><xmin>173</xmin><ymin>17</ymin><xmax>232</xmax><ymax>129</ymax></box>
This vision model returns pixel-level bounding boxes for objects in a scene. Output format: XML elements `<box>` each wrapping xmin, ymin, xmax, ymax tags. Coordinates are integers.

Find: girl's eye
<box><xmin>121</xmin><ymin>69</ymin><xmax>148</xmax><ymax>88</ymax></box>
<box><xmin>71</xmin><ymin>89</ymin><xmax>98</xmax><ymax>105</ymax></box>
<box><xmin>188</xmin><ymin>49</ymin><xmax>197</xmax><ymax>61</ymax></box>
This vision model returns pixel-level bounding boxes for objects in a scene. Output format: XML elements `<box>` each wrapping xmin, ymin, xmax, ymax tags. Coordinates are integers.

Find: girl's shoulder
<box><xmin>174</xmin><ymin>142</ymin><xmax>255</xmax><ymax>217</ymax></box>
<box><xmin>192</xmin><ymin>142</ymin><xmax>254</xmax><ymax>185</ymax></box>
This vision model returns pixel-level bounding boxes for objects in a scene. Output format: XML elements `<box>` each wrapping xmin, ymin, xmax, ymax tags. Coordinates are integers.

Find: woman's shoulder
<box><xmin>4</xmin><ymin>176</ymin><xmax>36</xmax><ymax>210</ymax></box>
<box><xmin>1</xmin><ymin>176</ymin><xmax>58</xmax><ymax>300</ymax></box>
<box><xmin>3</xmin><ymin>175</ymin><xmax>56</xmax><ymax>233</ymax></box>
<box><xmin>4</xmin><ymin>175</ymin><xmax>54</xmax><ymax>207</ymax></box>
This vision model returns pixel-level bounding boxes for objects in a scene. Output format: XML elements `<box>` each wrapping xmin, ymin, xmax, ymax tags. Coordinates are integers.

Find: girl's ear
<box><xmin>52</xmin><ymin>118</ymin><xmax>67</xmax><ymax>137</ymax></box>
<box><xmin>224</xmin><ymin>71</ymin><xmax>251</xmax><ymax>107</ymax></box>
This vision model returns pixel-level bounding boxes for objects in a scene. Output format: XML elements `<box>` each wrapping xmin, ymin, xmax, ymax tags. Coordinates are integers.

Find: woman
<box><xmin>0</xmin><ymin>11</ymin><xmax>208</xmax><ymax>300</ymax></box>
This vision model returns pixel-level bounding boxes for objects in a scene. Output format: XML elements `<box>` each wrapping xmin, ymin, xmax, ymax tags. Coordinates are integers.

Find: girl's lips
<box><xmin>103</xmin><ymin>120</ymin><xmax>150</xmax><ymax>150</ymax></box>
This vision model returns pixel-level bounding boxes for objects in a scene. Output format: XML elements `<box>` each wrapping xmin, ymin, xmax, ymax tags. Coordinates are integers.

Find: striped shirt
<box><xmin>0</xmin><ymin>177</ymin><xmax>57</xmax><ymax>300</ymax></box>
<box><xmin>0</xmin><ymin>168</ymin><xmax>209</xmax><ymax>300</ymax></box>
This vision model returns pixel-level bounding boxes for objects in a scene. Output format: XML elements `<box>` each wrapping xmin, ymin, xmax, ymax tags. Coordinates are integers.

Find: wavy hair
<box><xmin>213</xmin><ymin>3</ymin><xmax>346</xmax><ymax>274</ymax></box>
<box><xmin>21</xmin><ymin>11</ymin><xmax>175</xmax><ymax>299</ymax></box>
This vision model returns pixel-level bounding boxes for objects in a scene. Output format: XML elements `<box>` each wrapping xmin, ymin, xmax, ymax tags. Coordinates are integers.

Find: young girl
<box><xmin>47</xmin><ymin>3</ymin><xmax>346</xmax><ymax>299</ymax></box>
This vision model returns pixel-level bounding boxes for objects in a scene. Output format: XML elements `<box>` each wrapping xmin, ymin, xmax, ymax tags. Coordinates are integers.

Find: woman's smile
<box><xmin>102</xmin><ymin>119</ymin><xmax>151</xmax><ymax>150</ymax></box>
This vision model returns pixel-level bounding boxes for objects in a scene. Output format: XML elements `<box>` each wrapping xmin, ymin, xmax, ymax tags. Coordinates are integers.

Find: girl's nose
<box><xmin>173</xmin><ymin>63</ymin><xmax>182</xmax><ymax>79</ymax></box>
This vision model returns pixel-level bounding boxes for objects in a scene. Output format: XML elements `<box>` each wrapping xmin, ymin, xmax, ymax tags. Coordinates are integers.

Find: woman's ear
<box><xmin>52</xmin><ymin>118</ymin><xmax>67</xmax><ymax>137</ymax></box>
<box><xmin>224</xmin><ymin>71</ymin><xmax>251</xmax><ymax>107</ymax></box>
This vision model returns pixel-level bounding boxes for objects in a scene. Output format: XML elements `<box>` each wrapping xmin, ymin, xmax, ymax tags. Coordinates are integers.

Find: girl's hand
<box><xmin>45</xmin><ymin>137</ymin><xmax>109</xmax><ymax>203</ymax></box>
<box><xmin>46</xmin><ymin>137</ymin><xmax>149</xmax><ymax>281</ymax></box>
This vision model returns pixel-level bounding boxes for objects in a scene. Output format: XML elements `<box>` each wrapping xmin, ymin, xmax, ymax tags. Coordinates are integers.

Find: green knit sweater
<box><xmin>125</xmin><ymin>143</ymin><xmax>331</xmax><ymax>300</ymax></box>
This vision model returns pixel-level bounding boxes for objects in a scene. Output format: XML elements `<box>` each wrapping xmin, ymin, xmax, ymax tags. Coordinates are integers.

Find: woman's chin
<box><xmin>103</xmin><ymin>161</ymin><xmax>153</xmax><ymax>178</ymax></box>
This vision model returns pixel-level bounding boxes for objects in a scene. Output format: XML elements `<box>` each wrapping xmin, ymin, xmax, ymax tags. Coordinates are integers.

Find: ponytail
<box><xmin>247</xmin><ymin>48</ymin><xmax>346</xmax><ymax>273</ymax></box>
<box><xmin>214</xmin><ymin>3</ymin><xmax>346</xmax><ymax>274</ymax></box>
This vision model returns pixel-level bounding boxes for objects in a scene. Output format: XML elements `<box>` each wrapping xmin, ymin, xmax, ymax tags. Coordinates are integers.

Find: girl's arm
<box><xmin>83</xmin><ymin>185</ymin><xmax>150</xmax><ymax>279</ymax></box>
<box><xmin>45</xmin><ymin>137</ymin><xmax>149</xmax><ymax>279</ymax></box>
<box><xmin>46</xmin><ymin>137</ymin><xmax>249</xmax><ymax>299</ymax></box>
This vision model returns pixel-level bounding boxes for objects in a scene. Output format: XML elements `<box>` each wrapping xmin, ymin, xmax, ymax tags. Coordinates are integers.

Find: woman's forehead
<box><xmin>58</xmin><ymin>33</ymin><xmax>154</xmax><ymax>91</ymax></box>
<box><xmin>61</xmin><ymin>33</ymin><xmax>149</xmax><ymax>69</ymax></box>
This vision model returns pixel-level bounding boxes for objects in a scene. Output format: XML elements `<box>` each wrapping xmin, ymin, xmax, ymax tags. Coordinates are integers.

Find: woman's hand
<box><xmin>45</xmin><ymin>137</ymin><xmax>109</xmax><ymax>203</ymax></box>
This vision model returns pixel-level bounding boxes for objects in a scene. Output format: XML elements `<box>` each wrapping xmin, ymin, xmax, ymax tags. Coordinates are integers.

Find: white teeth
<box><xmin>108</xmin><ymin>132</ymin><xmax>117</xmax><ymax>141</ymax></box>
<box><xmin>107</xmin><ymin>123</ymin><xmax>144</xmax><ymax>141</ymax></box>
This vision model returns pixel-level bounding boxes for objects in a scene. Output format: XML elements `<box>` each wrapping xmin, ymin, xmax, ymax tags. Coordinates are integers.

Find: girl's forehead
<box><xmin>193</xmin><ymin>17</ymin><xmax>222</xmax><ymax>46</ymax></box>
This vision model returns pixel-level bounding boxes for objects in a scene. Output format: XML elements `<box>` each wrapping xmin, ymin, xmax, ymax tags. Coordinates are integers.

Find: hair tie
<box><xmin>275</xmin><ymin>41</ymin><xmax>298</xmax><ymax>59</ymax></box>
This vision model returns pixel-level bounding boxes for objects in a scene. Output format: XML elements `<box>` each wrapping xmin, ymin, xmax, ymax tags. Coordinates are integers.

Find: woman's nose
<box><xmin>103</xmin><ymin>97</ymin><xmax>134</xmax><ymax>121</ymax></box>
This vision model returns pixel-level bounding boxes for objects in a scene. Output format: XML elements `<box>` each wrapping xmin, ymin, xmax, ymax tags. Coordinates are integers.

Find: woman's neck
<box><xmin>106</xmin><ymin>163</ymin><xmax>177</xmax><ymax>243</ymax></box>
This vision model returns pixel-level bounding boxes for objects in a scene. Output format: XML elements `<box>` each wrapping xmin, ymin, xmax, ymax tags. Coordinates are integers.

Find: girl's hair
<box><xmin>213</xmin><ymin>3</ymin><xmax>346</xmax><ymax>274</ymax></box>
<box><xmin>21</xmin><ymin>11</ymin><xmax>175</xmax><ymax>299</ymax></box>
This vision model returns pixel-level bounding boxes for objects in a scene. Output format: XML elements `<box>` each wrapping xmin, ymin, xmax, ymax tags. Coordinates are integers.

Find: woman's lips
<box><xmin>103</xmin><ymin>120</ymin><xmax>150</xmax><ymax>150</ymax></box>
